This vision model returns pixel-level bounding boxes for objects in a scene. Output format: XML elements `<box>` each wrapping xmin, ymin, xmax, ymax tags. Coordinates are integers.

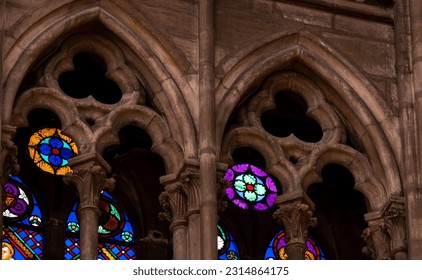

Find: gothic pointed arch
<box><xmin>216</xmin><ymin>31</ymin><xmax>400</xmax><ymax>209</ymax></box>
<box><xmin>2</xmin><ymin>0</ymin><xmax>197</xmax><ymax>159</ymax></box>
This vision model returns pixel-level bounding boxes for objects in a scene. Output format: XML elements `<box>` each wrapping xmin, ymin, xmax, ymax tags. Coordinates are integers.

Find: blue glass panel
<box><xmin>218</xmin><ymin>223</ymin><xmax>240</xmax><ymax>260</ymax></box>
<box><xmin>64</xmin><ymin>237</ymin><xmax>80</xmax><ymax>260</ymax></box>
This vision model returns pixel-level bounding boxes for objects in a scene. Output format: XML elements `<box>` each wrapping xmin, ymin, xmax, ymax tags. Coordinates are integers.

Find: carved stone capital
<box><xmin>273</xmin><ymin>192</ymin><xmax>317</xmax><ymax>245</ymax></box>
<box><xmin>63</xmin><ymin>153</ymin><xmax>113</xmax><ymax>208</ymax></box>
<box><xmin>362</xmin><ymin>216</ymin><xmax>391</xmax><ymax>260</ymax></box>
<box><xmin>179</xmin><ymin>167</ymin><xmax>200</xmax><ymax>217</ymax></box>
<box><xmin>383</xmin><ymin>194</ymin><xmax>407</xmax><ymax>259</ymax></box>
<box><xmin>158</xmin><ymin>182</ymin><xmax>187</xmax><ymax>231</ymax></box>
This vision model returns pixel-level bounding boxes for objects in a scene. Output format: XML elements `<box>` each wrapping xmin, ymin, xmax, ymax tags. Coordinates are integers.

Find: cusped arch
<box><xmin>3</xmin><ymin>0</ymin><xmax>196</xmax><ymax>158</ymax></box>
<box><xmin>11</xmin><ymin>87</ymin><xmax>91</xmax><ymax>152</ymax></box>
<box><xmin>216</xmin><ymin>31</ymin><xmax>400</xmax><ymax>199</ymax></box>
<box><xmin>220</xmin><ymin>126</ymin><xmax>300</xmax><ymax>193</ymax></box>
<box><xmin>95</xmin><ymin>106</ymin><xmax>184</xmax><ymax>174</ymax></box>
<box><xmin>301</xmin><ymin>144</ymin><xmax>388</xmax><ymax>211</ymax></box>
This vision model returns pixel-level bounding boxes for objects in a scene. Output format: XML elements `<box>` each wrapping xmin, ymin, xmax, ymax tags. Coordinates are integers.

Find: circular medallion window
<box><xmin>28</xmin><ymin>128</ymin><xmax>78</xmax><ymax>175</ymax></box>
<box><xmin>224</xmin><ymin>164</ymin><xmax>278</xmax><ymax>211</ymax></box>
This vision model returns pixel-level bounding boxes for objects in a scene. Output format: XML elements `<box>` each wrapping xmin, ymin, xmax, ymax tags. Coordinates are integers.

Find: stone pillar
<box><xmin>180</xmin><ymin>167</ymin><xmax>201</xmax><ymax>259</ymax></box>
<box><xmin>199</xmin><ymin>0</ymin><xmax>217</xmax><ymax>260</ymax></box>
<box><xmin>273</xmin><ymin>191</ymin><xmax>317</xmax><ymax>260</ymax></box>
<box><xmin>0</xmin><ymin>126</ymin><xmax>20</xmax><ymax>251</ymax></box>
<box><xmin>159</xmin><ymin>177</ymin><xmax>188</xmax><ymax>259</ymax></box>
<box><xmin>139</xmin><ymin>230</ymin><xmax>170</xmax><ymax>260</ymax></box>
<box><xmin>64</xmin><ymin>153</ymin><xmax>114</xmax><ymax>260</ymax></box>
<box><xmin>408</xmin><ymin>0</ymin><xmax>422</xmax><ymax>260</ymax></box>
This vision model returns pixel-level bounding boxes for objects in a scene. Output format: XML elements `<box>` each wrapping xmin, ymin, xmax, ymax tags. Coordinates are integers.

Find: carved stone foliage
<box><xmin>158</xmin><ymin>185</ymin><xmax>187</xmax><ymax>231</ymax></box>
<box><xmin>362</xmin><ymin>219</ymin><xmax>391</xmax><ymax>260</ymax></box>
<box><xmin>363</xmin><ymin>195</ymin><xmax>407</xmax><ymax>260</ymax></box>
<box><xmin>63</xmin><ymin>153</ymin><xmax>115</xmax><ymax>208</ymax></box>
<box><xmin>158</xmin><ymin>163</ymin><xmax>202</xmax><ymax>230</ymax></box>
<box><xmin>273</xmin><ymin>194</ymin><xmax>317</xmax><ymax>245</ymax></box>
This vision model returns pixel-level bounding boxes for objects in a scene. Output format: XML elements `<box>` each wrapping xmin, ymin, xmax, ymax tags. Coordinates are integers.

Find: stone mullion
<box><xmin>273</xmin><ymin>192</ymin><xmax>317</xmax><ymax>260</ymax></box>
<box><xmin>159</xmin><ymin>184</ymin><xmax>188</xmax><ymax>260</ymax></box>
<box><xmin>64</xmin><ymin>153</ymin><xmax>114</xmax><ymax>260</ymax></box>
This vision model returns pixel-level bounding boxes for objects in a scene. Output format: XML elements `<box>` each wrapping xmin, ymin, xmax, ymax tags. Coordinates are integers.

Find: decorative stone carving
<box><xmin>179</xmin><ymin>168</ymin><xmax>200</xmax><ymax>218</ymax></box>
<box><xmin>384</xmin><ymin>195</ymin><xmax>407</xmax><ymax>259</ymax></box>
<box><xmin>158</xmin><ymin>186</ymin><xmax>187</xmax><ymax>230</ymax></box>
<box><xmin>273</xmin><ymin>191</ymin><xmax>317</xmax><ymax>259</ymax></box>
<box><xmin>363</xmin><ymin>195</ymin><xmax>407</xmax><ymax>260</ymax></box>
<box><xmin>64</xmin><ymin>164</ymin><xmax>114</xmax><ymax>207</ymax></box>
<box><xmin>362</xmin><ymin>217</ymin><xmax>391</xmax><ymax>260</ymax></box>
<box><xmin>158</xmin><ymin>178</ymin><xmax>188</xmax><ymax>259</ymax></box>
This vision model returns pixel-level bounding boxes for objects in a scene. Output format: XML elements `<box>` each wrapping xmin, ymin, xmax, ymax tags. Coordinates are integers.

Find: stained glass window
<box><xmin>218</xmin><ymin>222</ymin><xmax>240</xmax><ymax>260</ymax></box>
<box><xmin>264</xmin><ymin>230</ymin><xmax>326</xmax><ymax>260</ymax></box>
<box><xmin>224</xmin><ymin>164</ymin><xmax>278</xmax><ymax>211</ymax></box>
<box><xmin>28</xmin><ymin>128</ymin><xmax>78</xmax><ymax>175</ymax></box>
<box><xmin>2</xmin><ymin>175</ymin><xmax>43</xmax><ymax>260</ymax></box>
<box><xmin>64</xmin><ymin>191</ymin><xmax>136</xmax><ymax>260</ymax></box>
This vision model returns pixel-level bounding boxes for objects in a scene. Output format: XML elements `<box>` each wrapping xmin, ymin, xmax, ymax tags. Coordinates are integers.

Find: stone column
<box><xmin>159</xmin><ymin>177</ymin><xmax>188</xmax><ymax>259</ymax></box>
<box><xmin>64</xmin><ymin>153</ymin><xmax>114</xmax><ymax>260</ymax></box>
<box><xmin>408</xmin><ymin>0</ymin><xmax>422</xmax><ymax>259</ymax></box>
<box><xmin>180</xmin><ymin>167</ymin><xmax>201</xmax><ymax>259</ymax></box>
<box><xmin>199</xmin><ymin>0</ymin><xmax>217</xmax><ymax>260</ymax></box>
<box><xmin>273</xmin><ymin>191</ymin><xmax>317</xmax><ymax>260</ymax></box>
